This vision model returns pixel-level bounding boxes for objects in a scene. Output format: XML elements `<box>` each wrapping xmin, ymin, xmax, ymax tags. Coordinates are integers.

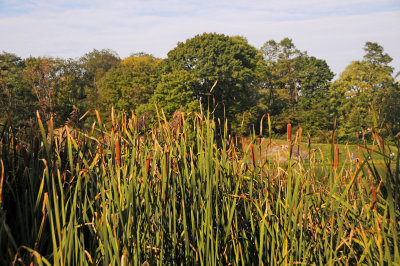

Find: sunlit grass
<box><xmin>0</xmin><ymin>109</ymin><xmax>399</xmax><ymax>265</ymax></box>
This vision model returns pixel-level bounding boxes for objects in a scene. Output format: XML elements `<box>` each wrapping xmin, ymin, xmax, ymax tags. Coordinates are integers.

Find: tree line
<box><xmin>1</xmin><ymin>33</ymin><xmax>399</xmax><ymax>141</ymax></box>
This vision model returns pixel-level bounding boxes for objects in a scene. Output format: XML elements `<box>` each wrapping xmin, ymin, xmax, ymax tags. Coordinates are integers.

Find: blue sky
<box><xmin>1</xmin><ymin>0</ymin><xmax>399</xmax><ymax>76</ymax></box>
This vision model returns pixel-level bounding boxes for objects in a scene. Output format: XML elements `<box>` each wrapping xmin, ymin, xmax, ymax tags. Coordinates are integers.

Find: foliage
<box><xmin>97</xmin><ymin>54</ymin><xmax>161</xmax><ymax>118</ymax></box>
<box><xmin>0</xmin><ymin>111</ymin><xmax>399</xmax><ymax>264</ymax></box>
<box><xmin>160</xmin><ymin>33</ymin><xmax>262</xmax><ymax>133</ymax></box>
<box><xmin>144</xmin><ymin>70</ymin><xmax>199</xmax><ymax>119</ymax></box>
<box><xmin>22</xmin><ymin>57</ymin><xmax>60</xmax><ymax>123</ymax></box>
<box><xmin>79</xmin><ymin>49</ymin><xmax>121</xmax><ymax>109</ymax></box>
<box><xmin>0</xmin><ymin>35</ymin><xmax>398</xmax><ymax>143</ymax></box>
<box><xmin>52</xmin><ymin>59</ymin><xmax>87</xmax><ymax>123</ymax></box>
<box><xmin>331</xmin><ymin>42</ymin><xmax>399</xmax><ymax>141</ymax></box>
<box><xmin>0</xmin><ymin>52</ymin><xmax>35</xmax><ymax>128</ymax></box>
<box><xmin>259</xmin><ymin>38</ymin><xmax>334</xmax><ymax>135</ymax></box>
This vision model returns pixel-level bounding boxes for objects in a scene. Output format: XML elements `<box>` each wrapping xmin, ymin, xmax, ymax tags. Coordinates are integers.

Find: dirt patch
<box><xmin>239</xmin><ymin>137</ymin><xmax>309</xmax><ymax>163</ymax></box>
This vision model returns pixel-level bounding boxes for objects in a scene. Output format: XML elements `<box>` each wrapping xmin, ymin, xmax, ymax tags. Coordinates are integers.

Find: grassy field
<box><xmin>0</xmin><ymin>110</ymin><xmax>399</xmax><ymax>265</ymax></box>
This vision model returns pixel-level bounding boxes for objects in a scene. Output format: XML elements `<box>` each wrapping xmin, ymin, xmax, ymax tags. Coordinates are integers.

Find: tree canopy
<box><xmin>259</xmin><ymin>38</ymin><xmax>334</xmax><ymax>134</ymax></box>
<box><xmin>159</xmin><ymin>33</ymin><xmax>262</xmax><ymax>132</ymax></box>
<box><xmin>331</xmin><ymin>42</ymin><xmax>399</xmax><ymax>140</ymax></box>
<box><xmin>0</xmin><ymin>35</ymin><xmax>398</xmax><ymax>142</ymax></box>
<box><xmin>97</xmin><ymin>54</ymin><xmax>161</xmax><ymax>117</ymax></box>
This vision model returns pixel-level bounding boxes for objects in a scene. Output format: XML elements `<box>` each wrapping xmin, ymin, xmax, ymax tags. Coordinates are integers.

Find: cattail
<box><xmin>0</xmin><ymin>160</ymin><xmax>4</xmax><ymax>204</ymax></box>
<box><xmin>20</xmin><ymin>146</ymin><xmax>29</xmax><ymax>167</ymax></box>
<box><xmin>173</xmin><ymin>159</ymin><xmax>178</xmax><ymax>174</ymax></box>
<box><xmin>371</xmin><ymin>186</ymin><xmax>377</xmax><ymax>210</ymax></box>
<box><xmin>334</xmin><ymin>146</ymin><xmax>339</xmax><ymax>169</ymax></box>
<box><xmin>307</xmin><ymin>132</ymin><xmax>311</xmax><ymax>160</ymax></box>
<box><xmin>251</xmin><ymin>143</ymin><xmax>255</xmax><ymax>168</ymax></box>
<box><xmin>297</xmin><ymin>127</ymin><xmax>302</xmax><ymax>143</ymax></box>
<box><xmin>34</xmin><ymin>136</ymin><xmax>39</xmax><ymax>160</ymax></box>
<box><xmin>287</xmin><ymin>124</ymin><xmax>292</xmax><ymax>142</ymax></box>
<box><xmin>165</xmin><ymin>149</ymin><xmax>170</xmax><ymax>175</ymax></box>
<box><xmin>146</xmin><ymin>155</ymin><xmax>151</xmax><ymax>176</ymax></box>
<box><xmin>115</xmin><ymin>138</ymin><xmax>121</xmax><ymax>167</ymax></box>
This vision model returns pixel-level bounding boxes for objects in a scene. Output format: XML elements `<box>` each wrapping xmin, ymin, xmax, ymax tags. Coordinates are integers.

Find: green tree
<box><xmin>146</xmin><ymin>70</ymin><xmax>199</xmax><ymax>119</ymax></box>
<box><xmin>22</xmin><ymin>57</ymin><xmax>88</xmax><ymax>127</ymax></box>
<box><xmin>331</xmin><ymin>42</ymin><xmax>399</xmax><ymax>141</ymax></box>
<box><xmin>0</xmin><ymin>52</ymin><xmax>35</xmax><ymax>128</ymax></box>
<box><xmin>160</xmin><ymin>33</ymin><xmax>262</xmax><ymax>134</ymax></box>
<box><xmin>97</xmin><ymin>54</ymin><xmax>161</xmax><ymax>117</ymax></box>
<box><xmin>79</xmin><ymin>49</ymin><xmax>120</xmax><ymax>109</ymax></box>
<box><xmin>53</xmin><ymin>58</ymin><xmax>86</xmax><ymax>124</ymax></box>
<box><xmin>259</xmin><ymin>38</ymin><xmax>334</xmax><ymax>134</ymax></box>
<box><xmin>23</xmin><ymin>57</ymin><xmax>59</xmax><ymax>123</ymax></box>
<box><xmin>297</xmin><ymin>56</ymin><xmax>334</xmax><ymax>134</ymax></box>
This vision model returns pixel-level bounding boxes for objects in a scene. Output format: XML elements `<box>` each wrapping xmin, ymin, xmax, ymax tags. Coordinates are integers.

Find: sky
<box><xmin>1</xmin><ymin>0</ymin><xmax>399</xmax><ymax>77</ymax></box>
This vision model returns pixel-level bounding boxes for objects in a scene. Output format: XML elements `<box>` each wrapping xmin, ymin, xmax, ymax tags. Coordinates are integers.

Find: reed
<box><xmin>0</xmin><ymin>110</ymin><xmax>398</xmax><ymax>265</ymax></box>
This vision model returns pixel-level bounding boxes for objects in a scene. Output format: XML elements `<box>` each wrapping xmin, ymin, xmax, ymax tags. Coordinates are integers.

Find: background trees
<box><xmin>0</xmin><ymin>35</ymin><xmax>398</xmax><ymax>142</ymax></box>
<box><xmin>159</xmin><ymin>33</ymin><xmax>262</xmax><ymax>134</ymax></box>
<box><xmin>259</xmin><ymin>38</ymin><xmax>334</xmax><ymax>134</ymax></box>
<box><xmin>97</xmin><ymin>54</ymin><xmax>161</xmax><ymax>118</ymax></box>
<box><xmin>331</xmin><ymin>42</ymin><xmax>399</xmax><ymax>141</ymax></box>
<box><xmin>22</xmin><ymin>57</ymin><xmax>58</xmax><ymax>123</ymax></box>
<box><xmin>79</xmin><ymin>49</ymin><xmax>121</xmax><ymax>110</ymax></box>
<box><xmin>0</xmin><ymin>52</ymin><xmax>35</xmax><ymax>128</ymax></box>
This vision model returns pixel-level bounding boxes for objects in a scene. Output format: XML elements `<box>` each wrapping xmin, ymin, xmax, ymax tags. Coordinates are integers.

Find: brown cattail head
<box><xmin>146</xmin><ymin>155</ymin><xmax>151</xmax><ymax>176</ymax></box>
<box><xmin>250</xmin><ymin>143</ymin><xmax>255</xmax><ymax>168</ymax></box>
<box><xmin>165</xmin><ymin>149</ymin><xmax>170</xmax><ymax>176</ymax></box>
<box><xmin>115</xmin><ymin>138</ymin><xmax>121</xmax><ymax>167</ymax></box>
<box><xmin>173</xmin><ymin>159</ymin><xmax>178</xmax><ymax>174</ymax></box>
<box><xmin>34</xmin><ymin>136</ymin><xmax>39</xmax><ymax>160</ymax></box>
<box><xmin>287</xmin><ymin>124</ymin><xmax>292</xmax><ymax>142</ymax></box>
<box><xmin>334</xmin><ymin>146</ymin><xmax>339</xmax><ymax>169</ymax></box>
<box><xmin>370</xmin><ymin>186</ymin><xmax>377</xmax><ymax>210</ymax></box>
<box><xmin>20</xmin><ymin>146</ymin><xmax>29</xmax><ymax>167</ymax></box>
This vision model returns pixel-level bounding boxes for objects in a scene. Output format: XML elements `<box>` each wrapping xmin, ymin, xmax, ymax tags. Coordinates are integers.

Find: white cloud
<box><xmin>0</xmin><ymin>0</ymin><xmax>399</xmax><ymax>76</ymax></box>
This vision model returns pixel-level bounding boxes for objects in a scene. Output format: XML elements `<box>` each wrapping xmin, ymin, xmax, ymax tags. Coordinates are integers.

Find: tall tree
<box><xmin>331</xmin><ymin>42</ymin><xmax>399</xmax><ymax>141</ymax></box>
<box><xmin>146</xmin><ymin>70</ymin><xmax>199</xmax><ymax>119</ymax></box>
<box><xmin>297</xmin><ymin>56</ymin><xmax>334</xmax><ymax>134</ymax></box>
<box><xmin>53</xmin><ymin>58</ymin><xmax>86</xmax><ymax>124</ymax></box>
<box><xmin>259</xmin><ymin>38</ymin><xmax>334</xmax><ymax>133</ymax></box>
<box><xmin>23</xmin><ymin>57</ymin><xmax>59</xmax><ymax>123</ymax></box>
<box><xmin>79</xmin><ymin>49</ymin><xmax>120</xmax><ymax>109</ymax></box>
<box><xmin>0</xmin><ymin>52</ymin><xmax>35</xmax><ymax>128</ymax></box>
<box><xmin>160</xmin><ymin>33</ymin><xmax>262</xmax><ymax>134</ymax></box>
<box><xmin>97</xmin><ymin>54</ymin><xmax>161</xmax><ymax>117</ymax></box>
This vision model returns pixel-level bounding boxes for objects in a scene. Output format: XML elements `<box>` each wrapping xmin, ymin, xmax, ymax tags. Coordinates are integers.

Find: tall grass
<box><xmin>0</xmin><ymin>110</ymin><xmax>399</xmax><ymax>264</ymax></box>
